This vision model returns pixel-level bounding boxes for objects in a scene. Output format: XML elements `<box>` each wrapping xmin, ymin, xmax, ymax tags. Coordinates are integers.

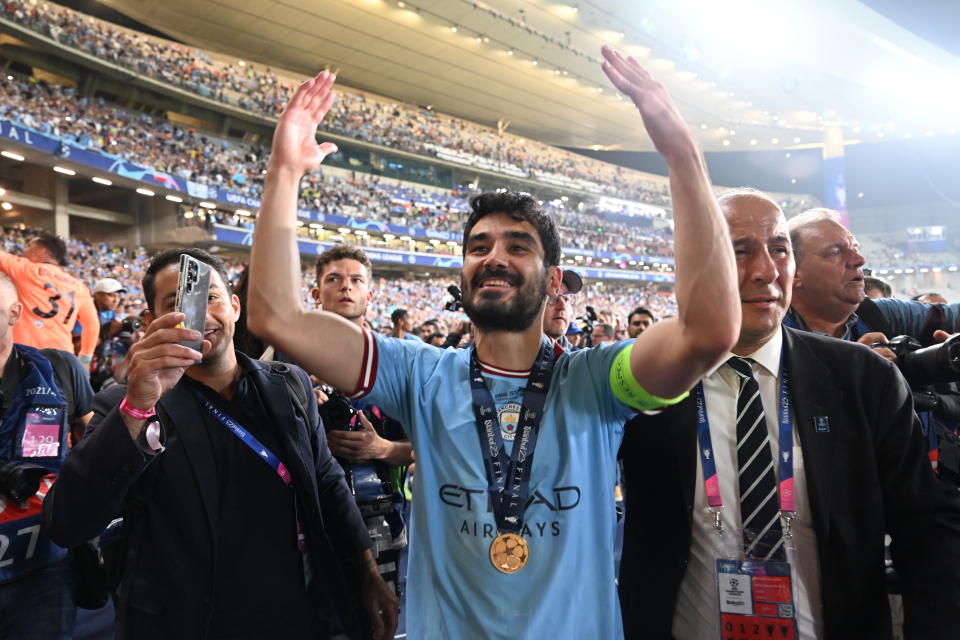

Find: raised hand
<box><xmin>600</xmin><ymin>45</ymin><xmax>696</xmax><ymax>162</ymax></box>
<box><xmin>269</xmin><ymin>71</ymin><xmax>339</xmax><ymax>176</ymax></box>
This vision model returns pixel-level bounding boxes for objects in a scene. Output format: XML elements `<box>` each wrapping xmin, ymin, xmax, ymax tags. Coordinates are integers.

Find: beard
<box><xmin>461</xmin><ymin>266</ymin><xmax>547</xmax><ymax>333</ymax></box>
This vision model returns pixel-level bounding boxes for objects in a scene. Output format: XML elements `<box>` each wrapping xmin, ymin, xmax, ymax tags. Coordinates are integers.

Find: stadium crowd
<box><xmin>1</xmin><ymin>0</ymin><xmax>814</xmax><ymax>217</ymax></box>
<box><xmin>1</xmin><ymin>225</ymin><xmax>677</xmax><ymax>337</ymax></box>
<box><xmin>0</xmin><ymin>74</ymin><xmax>676</xmax><ymax>259</ymax></box>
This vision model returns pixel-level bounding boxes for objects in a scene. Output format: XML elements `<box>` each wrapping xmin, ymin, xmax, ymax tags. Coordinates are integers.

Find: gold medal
<box><xmin>489</xmin><ymin>532</ymin><xmax>529</xmax><ymax>574</ymax></box>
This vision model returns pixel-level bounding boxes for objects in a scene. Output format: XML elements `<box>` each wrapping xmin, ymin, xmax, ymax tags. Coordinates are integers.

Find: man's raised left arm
<box><xmin>600</xmin><ymin>46</ymin><xmax>739</xmax><ymax>401</ymax></box>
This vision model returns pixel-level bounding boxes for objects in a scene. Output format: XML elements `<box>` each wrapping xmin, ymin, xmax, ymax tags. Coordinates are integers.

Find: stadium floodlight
<box><xmin>53</xmin><ymin>166</ymin><xmax>76</xmax><ymax>175</ymax></box>
<box><xmin>1</xmin><ymin>151</ymin><xmax>24</xmax><ymax>161</ymax></box>
<box><xmin>0</xmin><ymin>188</ymin><xmax>5</xmax><ymax>196</ymax></box>
<box><xmin>165</xmin><ymin>194</ymin><xmax>183</xmax><ymax>203</ymax></box>
<box><xmin>198</xmin><ymin>201</ymin><xmax>217</xmax><ymax>209</ymax></box>
<box><xmin>1</xmin><ymin>202</ymin><xmax>12</xmax><ymax>211</ymax></box>
<box><xmin>383</xmin><ymin>234</ymin><xmax>395</xmax><ymax>240</ymax></box>
<box><xmin>136</xmin><ymin>188</ymin><xmax>155</xmax><ymax>196</ymax></box>
<box><xmin>235</xmin><ymin>209</ymin><xmax>251</xmax><ymax>216</ymax></box>
<box><xmin>338</xmin><ymin>227</ymin><xmax>352</xmax><ymax>234</ymax></box>
<box><xmin>92</xmin><ymin>177</ymin><xmax>112</xmax><ymax>185</ymax></box>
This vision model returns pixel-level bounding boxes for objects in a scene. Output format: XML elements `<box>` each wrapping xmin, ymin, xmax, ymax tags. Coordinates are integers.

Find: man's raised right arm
<box><xmin>247</xmin><ymin>72</ymin><xmax>367</xmax><ymax>392</ymax></box>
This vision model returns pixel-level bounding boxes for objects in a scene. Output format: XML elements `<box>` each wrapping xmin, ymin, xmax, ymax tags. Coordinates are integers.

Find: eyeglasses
<box><xmin>547</xmin><ymin>293</ymin><xmax>577</xmax><ymax>306</ymax></box>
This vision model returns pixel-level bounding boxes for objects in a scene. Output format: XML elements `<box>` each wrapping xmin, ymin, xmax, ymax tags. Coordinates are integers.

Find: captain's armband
<box><xmin>609</xmin><ymin>344</ymin><xmax>688</xmax><ymax>411</ymax></box>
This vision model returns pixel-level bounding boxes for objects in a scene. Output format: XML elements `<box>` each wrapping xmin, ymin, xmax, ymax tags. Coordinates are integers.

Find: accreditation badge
<box><xmin>20</xmin><ymin>406</ymin><xmax>64</xmax><ymax>458</ymax></box>
<box><xmin>715</xmin><ymin>558</ymin><xmax>797</xmax><ymax>640</ymax></box>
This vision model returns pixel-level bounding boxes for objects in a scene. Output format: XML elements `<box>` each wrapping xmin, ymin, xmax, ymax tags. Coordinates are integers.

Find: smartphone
<box><xmin>174</xmin><ymin>254</ymin><xmax>211</xmax><ymax>355</ymax></box>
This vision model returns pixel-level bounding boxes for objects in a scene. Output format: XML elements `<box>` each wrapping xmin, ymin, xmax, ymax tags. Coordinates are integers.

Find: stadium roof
<box><xmin>102</xmin><ymin>0</ymin><xmax>960</xmax><ymax>153</ymax></box>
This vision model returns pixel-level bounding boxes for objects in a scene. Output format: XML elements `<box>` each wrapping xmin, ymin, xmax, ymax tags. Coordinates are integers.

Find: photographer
<box><xmin>542</xmin><ymin>270</ymin><xmax>582</xmax><ymax>351</ymax></box>
<box><xmin>310</xmin><ymin>246</ymin><xmax>413</xmax><ymax>597</ymax></box>
<box><xmin>0</xmin><ymin>271</ymin><xmax>93</xmax><ymax>639</ymax></box>
<box><xmin>785</xmin><ymin>208</ymin><xmax>960</xmax><ymax>470</ymax></box>
<box><xmin>89</xmin><ymin>314</ymin><xmax>144</xmax><ymax>392</ymax></box>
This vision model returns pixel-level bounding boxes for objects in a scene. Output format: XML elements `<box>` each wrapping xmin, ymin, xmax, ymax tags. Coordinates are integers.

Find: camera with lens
<box><xmin>579</xmin><ymin>305</ymin><xmax>598</xmax><ymax>334</ymax></box>
<box><xmin>444</xmin><ymin>284</ymin><xmax>463</xmax><ymax>312</ymax></box>
<box><xmin>116</xmin><ymin>316</ymin><xmax>142</xmax><ymax>343</ymax></box>
<box><xmin>0</xmin><ymin>459</ymin><xmax>48</xmax><ymax>503</ymax></box>
<box><xmin>317</xmin><ymin>384</ymin><xmax>357</xmax><ymax>430</ymax></box>
<box><xmin>883</xmin><ymin>334</ymin><xmax>960</xmax><ymax>389</ymax></box>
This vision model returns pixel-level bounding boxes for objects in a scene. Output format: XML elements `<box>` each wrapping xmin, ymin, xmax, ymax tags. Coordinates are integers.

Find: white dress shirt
<box><xmin>671</xmin><ymin>330</ymin><xmax>824</xmax><ymax>639</ymax></box>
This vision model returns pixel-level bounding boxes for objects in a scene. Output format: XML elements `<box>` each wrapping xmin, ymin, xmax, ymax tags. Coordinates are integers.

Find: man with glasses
<box><xmin>542</xmin><ymin>270</ymin><xmax>582</xmax><ymax>351</ymax></box>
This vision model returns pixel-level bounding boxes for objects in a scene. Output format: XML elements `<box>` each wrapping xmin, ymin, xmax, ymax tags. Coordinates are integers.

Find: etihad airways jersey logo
<box><xmin>439</xmin><ymin>484</ymin><xmax>581</xmax><ymax>513</ymax></box>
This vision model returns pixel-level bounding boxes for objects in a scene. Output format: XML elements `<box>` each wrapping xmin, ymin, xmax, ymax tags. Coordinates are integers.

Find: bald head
<box><xmin>717</xmin><ymin>189</ymin><xmax>783</xmax><ymax>219</ymax></box>
<box><xmin>717</xmin><ymin>189</ymin><xmax>794</xmax><ymax>354</ymax></box>
<box><xmin>0</xmin><ymin>271</ymin><xmax>21</xmax><ymax>350</ymax></box>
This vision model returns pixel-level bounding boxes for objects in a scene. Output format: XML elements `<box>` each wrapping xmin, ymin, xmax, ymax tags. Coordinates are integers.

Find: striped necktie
<box><xmin>727</xmin><ymin>356</ymin><xmax>786</xmax><ymax>562</ymax></box>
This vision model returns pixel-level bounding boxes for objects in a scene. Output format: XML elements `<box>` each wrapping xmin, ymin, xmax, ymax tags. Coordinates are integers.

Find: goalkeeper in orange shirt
<box><xmin>0</xmin><ymin>232</ymin><xmax>99</xmax><ymax>368</ymax></box>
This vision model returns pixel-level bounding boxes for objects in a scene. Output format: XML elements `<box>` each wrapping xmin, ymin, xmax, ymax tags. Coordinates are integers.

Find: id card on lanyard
<box><xmin>693</xmin><ymin>356</ymin><xmax>798</xmax><ymax>639</ymax></box>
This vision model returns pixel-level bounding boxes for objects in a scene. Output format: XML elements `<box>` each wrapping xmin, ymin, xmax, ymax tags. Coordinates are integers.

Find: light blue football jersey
<box><xmin>357</xmin><ymin>332</ymin><xmax>635</xmax><ymax>639</ymax></box>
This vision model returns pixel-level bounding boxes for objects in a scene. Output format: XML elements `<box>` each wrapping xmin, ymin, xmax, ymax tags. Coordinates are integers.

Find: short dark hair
<box><xmin>462</xmin><ymin>190</ymin><xmax>561</xmax><ymax>267</ymax></box>
<box><xmin>593</xmin><ymin>323</ymin><xmax>615</xmax><ymax>338</ymax></box>
<box><xmin>391</xmin><ymin>308</ymin><xmax>408</xmax><ymax>325</ymax></box>
<box><xmin>32</xmin><ymin>232</ymin><xmax>67</xmax><ymax>266</ymax></box>
<box><xmin>315</xmin><ymin>244</ymin><xmax>373</xmax><ymax>282</ymax></box>
<box><xmin>628</xmin><ymin>306</ymin><xmax>656</xmax><ymax>324</ymax></box>
<box><xmin>865</xmin><ymin>276</ymin><xmax>893</xmax><ymax>299</ymax></box>
<box><xmin>143</xmin><ymin>248</ymin><xmax>231</xmax><ymax>314</ymax></box>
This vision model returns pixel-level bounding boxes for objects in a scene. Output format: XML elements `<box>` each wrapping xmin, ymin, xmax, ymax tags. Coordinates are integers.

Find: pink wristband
<box><xmin>120</xmin><ymin>397</ymin><xmax>156</xmax><ymax>420</ymax></box>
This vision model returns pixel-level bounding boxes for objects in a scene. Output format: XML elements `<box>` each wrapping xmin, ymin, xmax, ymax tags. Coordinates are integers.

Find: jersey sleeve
<box><xmin>74</xmin><ymin>286</ymin><xmax>100</xmax><ymax>360</ymax></box>
<box><xmin>62</xmin><ymin>350</ymin><xmax>94</xmax><ymax>416</ymax></box>
<box><xmin>349</xmin><ymin>329</ymin><xmax>441</xmax><ymax>446</ymax></box>
<box><xmin>559</xmin><ymin>340</ymin><xmax>639</xmax><ymax>427</ymax></box>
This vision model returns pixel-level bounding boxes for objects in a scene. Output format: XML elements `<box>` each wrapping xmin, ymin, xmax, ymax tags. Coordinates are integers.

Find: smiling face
<box><xmin>313</xmin><ymin>258</ymin><xmax>372</xmax><ymax>325</ymax></box>
<box><xmin>151</xmin><ymin>263</ymin><xmax>240</xmax><ymax>368</ymax></box>
<box><xmin>793</xmin><ymin>219</ymin><xmax>866</xmax><ymax>313</ymax></box>
<box><xmin>461</xmin><ymin>212</ymin><xmax>560</xmax><ymax>334</ymax></box>
<box><xmin>722</xmin><ymin>195</ymin><xmax>795</xmax><ymax>354</ymax></box>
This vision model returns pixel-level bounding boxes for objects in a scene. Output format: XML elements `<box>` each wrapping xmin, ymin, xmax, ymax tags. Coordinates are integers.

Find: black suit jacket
<box><xmin>42</xmin><ymin>354</ymin><xmax>371</xmax><ymax>640</ymax></box>
<box><xmin>619</xmin><ymin>327</ymin><xmax>960</xmax><ymax>640</ymax></box>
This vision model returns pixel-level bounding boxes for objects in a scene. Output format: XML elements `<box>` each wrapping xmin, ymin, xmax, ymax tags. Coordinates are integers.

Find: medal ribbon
<box><xmin>469</xmin><ymin>339</ymin><xmax>555</xmax><ymax>534</ymax></box>
<box><xmin>193</xmin><ymin>390</ymin><xmax>306</xmax><ymax>552</ymax></box>
<box><xmin>693</xmin><ymin>353</ymin><xmax>795</xmax><ymax>518</ymax></box>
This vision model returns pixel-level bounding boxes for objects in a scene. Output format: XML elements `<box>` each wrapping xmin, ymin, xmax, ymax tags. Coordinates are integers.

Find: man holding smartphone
<box><xmin>43</xmin><ymin>248</ymin><xmax>397</xmax><ymax>640</ymax></box>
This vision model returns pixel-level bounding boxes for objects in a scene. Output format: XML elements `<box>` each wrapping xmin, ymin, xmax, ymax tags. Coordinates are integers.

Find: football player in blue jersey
<box><xmin>249</xmin><ymin>47</ymin><xmax>740</xmax><ymax>639</ymax></box>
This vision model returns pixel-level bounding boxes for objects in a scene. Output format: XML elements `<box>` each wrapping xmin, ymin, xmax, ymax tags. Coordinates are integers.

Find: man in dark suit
<box><xmin>42</xmin><ymin>248</ymin><xmax>398</xmax><ymax>640</ymax></box>
<box><xmin>619</xmin><ymin>189</ymin><xmax>960</xmax><ymax>639</ymax></box>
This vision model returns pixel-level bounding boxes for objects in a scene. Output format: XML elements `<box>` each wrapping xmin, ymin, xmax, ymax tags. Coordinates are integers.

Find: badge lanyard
<box><xmin>193</xmin><ymin>390</ymin><xmax>311</xmax><ymax>583</ymax></box>
<box><xmin>469</xmin><ymin>339</ymin><xmax>554</xmax><ymax>572</ymax></box>
<box><xmin>693</xmin><ymin>355</ymin><xmax>796</xmax><ymax>544</ymax></box>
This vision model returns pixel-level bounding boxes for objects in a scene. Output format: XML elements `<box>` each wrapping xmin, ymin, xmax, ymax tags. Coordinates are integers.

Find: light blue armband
<box><xmin>609</xmin><ymin>344</ymin><xmax>688</xmax><ymax>411</ymax></box>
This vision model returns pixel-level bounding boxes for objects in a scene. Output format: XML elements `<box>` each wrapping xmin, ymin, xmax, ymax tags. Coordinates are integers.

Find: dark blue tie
<box><xmin>727</xmin><ymin>357</ymin><xmax>786</xmax><ymax>562</ymax></box>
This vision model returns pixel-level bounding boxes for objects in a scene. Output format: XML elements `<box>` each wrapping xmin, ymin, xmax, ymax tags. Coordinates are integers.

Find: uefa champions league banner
<box><xmin>0</xmin><ymin>119</ymin><xmax>184</xmax><ymax>190</ymax></box>
<box><xmin>0</xmin><ymin>118</ymin><xmax>675</xmax><ymax>268</ymax></box>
